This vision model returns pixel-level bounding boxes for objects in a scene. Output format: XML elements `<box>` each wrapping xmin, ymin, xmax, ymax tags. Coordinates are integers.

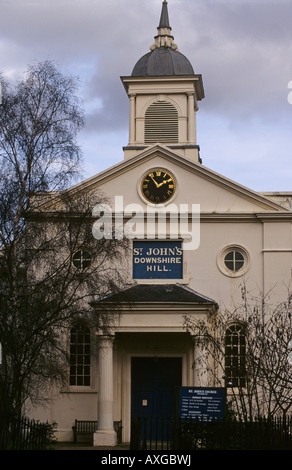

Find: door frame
<box><xmin>122</xmin><ymin>351</ymin><xmax>189</xmax><ymax>443</ymax></box>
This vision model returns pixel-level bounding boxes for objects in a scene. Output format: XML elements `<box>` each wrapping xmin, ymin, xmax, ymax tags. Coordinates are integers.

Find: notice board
<box><xmin>179</xmin><ymin>387</ymin><xmax>225</xmax><ymax>421</ymax></box>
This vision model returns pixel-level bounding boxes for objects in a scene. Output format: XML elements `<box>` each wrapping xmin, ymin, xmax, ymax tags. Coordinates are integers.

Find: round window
<box><xmin>218</xmin><ymin>246</ymin><xmax>250</xmax><ymax>277</ymax></box>
<box><xmin>72</xmin><ymin>250</ymin><xmax>91</xmax><ymax>270</ymax></box>
<box><xmin>224</xmin><ymin>250</ymin><xmax>245</xmax><ymax>272</ymax></box>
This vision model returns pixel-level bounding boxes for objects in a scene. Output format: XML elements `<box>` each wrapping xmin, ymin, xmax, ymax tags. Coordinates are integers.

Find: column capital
<box><xmin>96</xmin><ymin>329</ymin><xmax>116</xmax><ymax>339</ymax></box>
<box><xmin>191</xmin><ymin>334</ymin><xmax>208</xmax><ymax>346</ymax></box>
<box><xmin>97</xmin><ymin>333</ymin><xmax>115</xmax><ymax>340</ymax></box>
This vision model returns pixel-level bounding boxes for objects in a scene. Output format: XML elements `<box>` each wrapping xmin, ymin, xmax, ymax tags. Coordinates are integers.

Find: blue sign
<box><xmin>133</xmin><ymin>240</ymin><xmax>183</xmax><ymax>279</ymax></box>
<box><xmin>179</xmin><ymin>387</ymin><xmax>225</xmax><ymax>421</ymax></box>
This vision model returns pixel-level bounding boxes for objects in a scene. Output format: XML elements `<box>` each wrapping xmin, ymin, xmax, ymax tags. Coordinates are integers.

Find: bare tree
<box><xmin>0</xmin><ymin>61</ymin><xmax>128</xmax><ymax>425</ymax></box>
<box><xmin>184</xmin><ymin>284</ymin><xmax>292</xmax><ymax>420</ymax></box>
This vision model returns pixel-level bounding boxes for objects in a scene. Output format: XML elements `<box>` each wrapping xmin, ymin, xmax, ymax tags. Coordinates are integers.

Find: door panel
<box><xmin>131</xmin><ymin>357</ymin><xmax>182</xmax><ymax>421</ymax></box>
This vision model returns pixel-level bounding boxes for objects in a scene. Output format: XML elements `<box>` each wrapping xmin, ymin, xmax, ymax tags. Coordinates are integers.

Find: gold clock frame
<box><xmin>140</xmin><ymin>168</ymin><xmax>176</xmax><ymax>205</ymax></box>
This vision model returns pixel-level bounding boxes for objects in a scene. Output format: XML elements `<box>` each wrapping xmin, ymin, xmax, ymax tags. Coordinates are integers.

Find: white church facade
<box><xmin>30</xmin><ymin>2</ymin><xmax>292</xmax><ymax>445</ymax></box>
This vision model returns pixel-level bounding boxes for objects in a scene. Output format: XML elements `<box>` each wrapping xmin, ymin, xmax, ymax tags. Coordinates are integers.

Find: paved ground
<box><xmin>53</xmin><ymin>442</ymin><xmax>130</xmax><ymax>451</ymax></box>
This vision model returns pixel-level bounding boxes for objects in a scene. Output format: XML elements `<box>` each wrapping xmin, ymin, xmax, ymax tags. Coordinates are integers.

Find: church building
<box><xmin>31</xmin><ymin>1</ymin><xmax>292</xmax><ymax>446</ymax></box>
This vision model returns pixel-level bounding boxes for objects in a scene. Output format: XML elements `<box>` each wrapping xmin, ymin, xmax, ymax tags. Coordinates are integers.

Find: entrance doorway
<box><xmin>131</xmin><ymin>357</ymin><xmax>182</xmax><ymax>441</ymax></box>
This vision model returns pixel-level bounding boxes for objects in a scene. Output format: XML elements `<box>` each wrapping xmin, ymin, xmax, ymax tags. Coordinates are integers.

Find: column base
<box><xmin>93</xmin><ymin>430</ymin><xmax>117</xmax><ymax>447</ymax></box>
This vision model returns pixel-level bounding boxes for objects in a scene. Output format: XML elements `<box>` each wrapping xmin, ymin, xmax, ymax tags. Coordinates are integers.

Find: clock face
<box><xmin>141</xmin><ymin>169</ymin><xmax>176</xmax><ymax>204</ymax></box>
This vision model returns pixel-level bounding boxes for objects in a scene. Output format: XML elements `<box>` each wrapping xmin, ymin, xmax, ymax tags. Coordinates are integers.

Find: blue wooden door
<box><xmin>131</xmin><ymin>357</ymin><xmax>182</xmax><ymax>440</ymax></box>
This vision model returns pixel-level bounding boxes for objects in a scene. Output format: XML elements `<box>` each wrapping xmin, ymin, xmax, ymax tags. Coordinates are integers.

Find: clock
<box><xmin>141</xmin><ymin>169</ymin><xmax>176</xmax><ymax>204</ymax></box>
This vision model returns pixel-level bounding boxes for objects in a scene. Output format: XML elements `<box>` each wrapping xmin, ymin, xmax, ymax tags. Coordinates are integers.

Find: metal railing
<box><xmin>0</xmin><ymin>413</ymin><xmax>55</xmax><ymax>450</ymax></box>
<box><xmin>130</xmin><ymin>415</ymin><xmax>292</xmax><ymax>450</ymax></box>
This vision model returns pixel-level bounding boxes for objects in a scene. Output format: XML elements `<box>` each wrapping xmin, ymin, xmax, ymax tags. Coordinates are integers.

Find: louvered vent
<box><xmin>145</xmin><ymin>101</ymin><xmax>178</xmax><ymax>144</ymax></box>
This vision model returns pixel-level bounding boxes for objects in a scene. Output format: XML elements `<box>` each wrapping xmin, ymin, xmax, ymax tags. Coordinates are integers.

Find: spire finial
<box><xmin>150</xmin><ymin>0</ymin><xmax>178</xmax><ymax>51</ymax></box>
<box><xmin>159</xmin><ymin>0</ymin><xmax>170</xmax><ymax>29</ymax></box>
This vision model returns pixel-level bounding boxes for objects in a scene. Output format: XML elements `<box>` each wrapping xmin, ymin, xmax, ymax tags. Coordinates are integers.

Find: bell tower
<box><xmin>121</xmin><ymin>0</ymin><xmax>204</xmax><ymax>163</ymax></box>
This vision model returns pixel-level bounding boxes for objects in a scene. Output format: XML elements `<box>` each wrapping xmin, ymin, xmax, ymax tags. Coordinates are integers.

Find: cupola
<box><xmin>121</xmin><ymin>0</ymin><xmax>204</xmax><ymax>163</ymax></box>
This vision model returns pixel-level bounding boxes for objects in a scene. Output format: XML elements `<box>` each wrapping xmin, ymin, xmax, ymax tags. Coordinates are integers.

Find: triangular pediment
<box><xmin>32</xmin><ymin>144</ymin><xmax>290</xmax><ymax>215</ymax></box>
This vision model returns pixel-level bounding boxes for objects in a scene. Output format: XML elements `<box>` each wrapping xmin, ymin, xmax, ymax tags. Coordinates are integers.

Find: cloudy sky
<box><xmin>1</xmin><ymin>0</ymin><xmax>292</xmax><ymax>192</ymax></box>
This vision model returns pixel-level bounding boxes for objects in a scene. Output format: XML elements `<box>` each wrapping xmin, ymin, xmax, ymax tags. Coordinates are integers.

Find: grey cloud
<box><xmin>80</xmin><ymin>0</ymin><xmax>292</xmax><ymax>135</ymax></box>
<box><xmin>1</xmin><ymin>0</ymin><xmax>291</xmax><ymax>190</ymax></box>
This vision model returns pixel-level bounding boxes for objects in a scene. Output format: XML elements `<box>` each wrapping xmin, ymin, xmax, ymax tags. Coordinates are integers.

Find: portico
<box><xmin>93</xmin><ymin>284</ymin><xmax>217</xmax><ymax>445</ymax></box>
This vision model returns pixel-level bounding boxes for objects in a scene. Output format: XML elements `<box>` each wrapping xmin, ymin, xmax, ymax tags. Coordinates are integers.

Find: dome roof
<box><xmin>132</xmin><ymin>47</ymin><xmax>194</xmax><ymax>77</ymax></box>
<box><xmin>131</xmin><ymin>1</ymin><xmax>194</xmax><ymax>77</ymax></box>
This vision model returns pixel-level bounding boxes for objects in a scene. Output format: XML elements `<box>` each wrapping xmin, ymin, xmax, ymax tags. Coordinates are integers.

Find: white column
<box><xmin>187</xmin><ymin>91</ymin><xmax>196</xmax><ymax>144</ymax></box>
<box><xmin>129</xmin><ymin>94</ymin><xmax>136</xmax><ymax>145</ymax></box>
<box><xmin>193</xmin><ymin>336</ymin><xmax>208</xmax><ymax>387</ymax></box>
<box><xmin>93</xmin><ymin>334</ymin><xmax>117</xmax><ymax>447</ymax></box>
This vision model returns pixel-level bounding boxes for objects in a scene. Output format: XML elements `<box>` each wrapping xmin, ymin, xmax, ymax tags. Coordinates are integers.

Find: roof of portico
<box><xmin>93</xmin><ymin>283</ymin><xmax>218</xmax><ymax>307</ymax></box>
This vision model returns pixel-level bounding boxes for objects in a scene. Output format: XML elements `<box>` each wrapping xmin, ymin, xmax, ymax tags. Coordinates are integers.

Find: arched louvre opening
<box><xmin>145</xmin><ymin>101</ymin><xmax>178</xmax><ymax>144</ymax></box>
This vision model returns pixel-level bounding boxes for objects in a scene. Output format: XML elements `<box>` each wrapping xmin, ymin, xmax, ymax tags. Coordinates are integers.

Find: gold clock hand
<box><xmin>156</xmin><ymin>178</ymin><xmax>173</xmax><ymax>188</ymax></box>
<box><xmin>150</xmin><ymin>175</ymin><xmax>159</xmax><ymax>187</ymax></box>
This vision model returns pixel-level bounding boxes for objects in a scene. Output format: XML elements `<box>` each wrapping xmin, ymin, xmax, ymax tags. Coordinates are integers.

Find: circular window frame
<box><xmin>72</xmin><ymin>249</ymin><xmax>92</xmax><ymax>271</ymax></box>
<box><xmin>217</xmin><ymin>245</ymin><xmax>250</xmax><ymax>278</ymax></box>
